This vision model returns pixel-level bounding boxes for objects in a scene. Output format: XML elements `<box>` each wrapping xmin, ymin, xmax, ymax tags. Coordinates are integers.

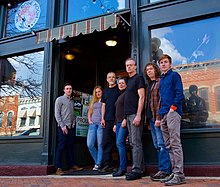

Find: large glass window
<box><xmin>0</xmin><ymin>112</ymin><xmax>3</xmax><ymax>127</ymax></box>
<box><xmin>5</xmin><ymin>0</ymin><xmax>47</xmax><ymax>37</ymax></box>
<box><xmin>0</xmin><ymin>51</ymin><xmax>44</xmax><ymax>136</ymax></box>
<box><xmin>215</xmin><ymin>86</ymin><xmax>220</xmax><ymax>111</ymax></box>
<box><xmin>67</xmin><ymin>0</ymin><xmax>126</xmax><ymax>22</ymax></box>
<box><xmin>151</xmin><ymin>16</ymin><xmax>220</xmax><ymax>129</ymax></box>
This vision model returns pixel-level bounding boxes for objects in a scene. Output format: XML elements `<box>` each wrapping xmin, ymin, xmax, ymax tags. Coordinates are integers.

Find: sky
<box><xmin>68</xmin><ymin>0</ymin><xmax>125</xmax><ymax>22</ymax></box>
<box><xmin>151</xmin><ymin>16</ymin><xmax>220</xmax><ymax>66</ymax></box>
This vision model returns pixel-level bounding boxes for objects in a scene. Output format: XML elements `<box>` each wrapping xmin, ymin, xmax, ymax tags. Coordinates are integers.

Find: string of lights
<box><xmin>91</xmin><ymin>0</ymin><xmax>130</xmax><ymax>30</ymax></box>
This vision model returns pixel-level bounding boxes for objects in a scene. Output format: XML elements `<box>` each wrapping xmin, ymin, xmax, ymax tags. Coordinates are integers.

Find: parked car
<box><xmin>18</xmin><ymin>128</ymin><xmax>40</xmax><ymax>136</ymax></box>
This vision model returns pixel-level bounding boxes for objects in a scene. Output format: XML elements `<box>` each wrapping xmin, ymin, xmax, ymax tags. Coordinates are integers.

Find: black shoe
<box><xmin>98</xmin><ymin>165</ymin><xmax>114</xmax><ymax>173</ymax></box>
<box><xmin>141</xmin><ymin>171</ymin><xmax>147</xmax><ymax>177</ymax></box>
<box><xmin>150</xmin><ymin>171</ymin><xmax>170</xmax><ymax>181</ymax></box>
<box><xmin>125</xmin><ymin>172</ymin><xmax>142</xmax><ymax>181</ymax></box>
<box><xmin>112</xmin><ymin>169</ymin><xmax>126</xmax><ymax>177</ymax></box>
<box><xmin>160</xmin><ymin>173</ymin><xmax>174</xmax><ymax>183</ymax></box>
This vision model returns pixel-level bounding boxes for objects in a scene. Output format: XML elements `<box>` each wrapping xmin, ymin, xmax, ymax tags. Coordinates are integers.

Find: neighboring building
<box><xmin>16</xmin><ymin>97</ymin><xmax>41</xmax><ymax>135</ymax></box>
<box><xmin>0</xmin><ymin>0</ymin><xmax>220</xmax><ymax>176</ymax></box>
<box><xmin>177</xmin><ymin>60</ymin><xmax>220</xmax><ymax>124</ymax></box>
<box><xmin>0</xmin><ymin>95</ymin><xmax>18</xmax><ymax>136</ymax></box>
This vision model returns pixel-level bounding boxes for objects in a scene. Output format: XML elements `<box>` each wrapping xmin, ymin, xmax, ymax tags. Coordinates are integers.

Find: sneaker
<box><xmin>93</xmin><ymin>164</ymin><xmax>100</xmax><ymax>171</ymax></box>
<box><xmin>56</xmin><ymin>168</ymin><xmax>64</xmax><ymax>175</ymax></box>
<box><xmin>98</xmin><ymin>165</ymin><xmax>114</xmax><ymax>173</ymax></box>
<box><xmin>164</xmin><ymin>174</ymin><xmax>186</xmax><ymax>186</ymax></box>
<box><xmin>150</xmin><ymin>171</ymin><xmax>170</xmax><ymax>181</ymax></box>
<box><xmin>160</xmin><ymin>173</ymin><xmax>174</xmax><ymax>183</ymax></box>
<box><xmin>70</xmin><ymin>165</ymin><xmax>83</xmax><ymax>171</ymax></box>
<box><xmin>125</xmin><ymin>172</ymin><xmax>142</xmax><ymax>181</ymax></box>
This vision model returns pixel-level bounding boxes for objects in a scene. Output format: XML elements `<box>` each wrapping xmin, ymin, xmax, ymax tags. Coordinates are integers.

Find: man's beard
<box><xmin>109</xmin><ymin>81</ymin><xmax>115</xmax><ymax>85</ymax></box>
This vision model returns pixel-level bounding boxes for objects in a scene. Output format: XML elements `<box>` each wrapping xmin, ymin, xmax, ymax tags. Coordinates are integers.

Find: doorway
<box><xmin>56</xmin><ymin>23</ymin><xmax>130</xmax><ymax>166</ymax></box>
<box><xmin>60</xmin><ymin>26</ymin><xmax>130</xmax><ymax>94</ymax></box>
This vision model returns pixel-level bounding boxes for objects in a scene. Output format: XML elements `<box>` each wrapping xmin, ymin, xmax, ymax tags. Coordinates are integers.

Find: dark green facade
<box><xmin>0</xmin><ymin>0</ymin><xmax>220</xmax><ymax>176</ymax></box>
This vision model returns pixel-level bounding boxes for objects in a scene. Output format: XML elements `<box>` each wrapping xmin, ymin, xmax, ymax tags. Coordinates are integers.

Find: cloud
<box><xmin>161</xmin><ymin>38</ymin><xmax>187</xmax><ymax>64</ymax></box>
<box><xmin>192</xmin><ymin>50</ymin><xmax>204</xmax><ymax>59</ymax></box>
<box><xmin>117</xmin><ymin>0</ymin><xmax>125</xmax><ymax>9</ymax></box>
<box><xmin>152</xmin><ymin>27</ymin><xmax>187</xmax><ymax>65</ymax></box>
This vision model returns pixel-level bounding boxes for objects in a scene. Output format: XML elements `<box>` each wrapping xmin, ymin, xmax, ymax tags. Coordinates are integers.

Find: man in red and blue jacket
<box><xmin>158</xmin><ymin>54</ymin><xmax>185</xmax><ymax>186</ymax></box>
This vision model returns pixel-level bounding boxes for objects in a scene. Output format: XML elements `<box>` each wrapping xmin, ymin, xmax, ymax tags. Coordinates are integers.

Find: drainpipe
<box><xmin>130</xmin><ymin>0</ymin><xmax>140</xmax><ymax>73</ymax></box>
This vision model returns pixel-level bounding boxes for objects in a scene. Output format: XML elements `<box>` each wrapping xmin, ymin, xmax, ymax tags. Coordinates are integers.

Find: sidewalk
<box><xmin>0</xmin><ymin>175</ymin><xmax>220</xmax><ymax>187</ymax></box>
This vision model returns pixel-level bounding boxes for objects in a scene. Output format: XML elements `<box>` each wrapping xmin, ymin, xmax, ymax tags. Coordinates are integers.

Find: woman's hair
<box><xmin>117</xmin><ymin>77</ymin><xmax>127</xmax><ymax>85</ymax></box>
<box><xmin>89</xmin><ymin>85</ymin><xmax>102</xmax><ymax>113</ymax></box>
<box><xmin>144</xmin><ymin>62</ymin><xmax>161</xmax><ymax>83</ymax></box>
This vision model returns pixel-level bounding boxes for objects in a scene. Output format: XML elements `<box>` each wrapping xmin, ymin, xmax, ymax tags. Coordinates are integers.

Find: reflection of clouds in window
<box><xmin>189</xmin><ymin>34</ymin><xmax>210</xmax><ymax>62</ymax></box>
<box><xmin>152</xmin><ymin>27</ymin><xmax>187</xmax><ymax>65</ymax></box>
<box><xmin>161</xmin><ymin>37</ymin><xmax>187</xmax><ymax>65</ymax></box>
<box><xmin>117</xmin><ymin>0</ymin><xmax>125</xmax><ymax>9</ymax></box>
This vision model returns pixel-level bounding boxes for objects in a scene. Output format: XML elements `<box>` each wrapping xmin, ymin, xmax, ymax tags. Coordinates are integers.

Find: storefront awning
<box><xmin>18</xmin><ymin>110</ymin><xmax>27</xmax><ymax>118</ymax></box>
<box><xmin>28</xmin><ymin>109</ymin><xmax>36</xmax><ymax>117</ymax></box>
<box><xmin>36</xmin><ymin>14</ymin><xmax>120</xmax><ymax>44</ymax></box>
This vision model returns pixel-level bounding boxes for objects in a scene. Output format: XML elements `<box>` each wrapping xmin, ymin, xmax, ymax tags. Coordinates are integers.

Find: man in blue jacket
<box><xmin>158</xmin><ymin>54</ymin><xmax>186</xmax><ymax>186</ymax></box>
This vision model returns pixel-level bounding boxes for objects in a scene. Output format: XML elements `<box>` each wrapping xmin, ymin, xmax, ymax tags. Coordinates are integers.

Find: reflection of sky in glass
<box><xmin>67</xmin><ymin>0</ymin><xmax>125</xmax><ymax>22</ymax></box>
<box><xmin>7</xmin><ymin>51</ymin><xmax>44</xmax><ymax>85</ymax></box>
<box><xmin>151</xmin><ymin>16</ymin><xmax>220</xmax><ymax>66</ymax></box>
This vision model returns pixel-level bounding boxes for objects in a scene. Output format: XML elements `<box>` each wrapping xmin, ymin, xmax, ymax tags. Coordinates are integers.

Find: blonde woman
<box><xmin>87</xmin><ymin>86</ymin><xmax>103</xmax><ymax>170</ymax></box>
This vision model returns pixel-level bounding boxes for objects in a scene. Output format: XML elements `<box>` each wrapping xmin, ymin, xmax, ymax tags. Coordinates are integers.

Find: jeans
<box><xmin>87</xmin><ymin>123</ymin><xmax>103</xmax><ymax>166</ymax></box>
<box><xmin>150</xmin><ymin>119</ymin><xmax>171</xmax><ymax>174</ymax></box>
<box><xmin>161</xmin><ymin>111</ymin><xmax>184</xmax><ymax>175</ymax></box>
<box><xmin>102</xmin><ymin>120</ymin><xmax>115</xmax><ymax>167</ymax></box>
<box><xmin>127</xmin><ymin>114</ymin><xmax>144</xmax><ymax>174</ymax></box>
<box><xmin>116</xmin><ymin>122</ymin><xmax>129</xmax><ymax>171</ymax></box>
<box><xmin>55</xmin><ymin>127</ymin><xmax>76</xmax><ymax>168</ymax></box>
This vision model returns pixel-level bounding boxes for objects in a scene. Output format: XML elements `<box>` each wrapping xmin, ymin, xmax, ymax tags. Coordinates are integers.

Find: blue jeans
<box><xmin>116</xmin><ymin>122</ymin><xmax>129</xmax><ymax>171</ymax></box>
<box><xmin>55</xmin><ymin>127</ymin><xmax>76</xmax><ymax>168</ymax></box>
<box><xmin>150</xmin><ymin>119</ymin><xmax>171</xmax><ymax>174</ymax></box>
<box><xmin>87</xmin><ymin>123</ymin><xmax>103</xmax><ymax>166</ymax></box>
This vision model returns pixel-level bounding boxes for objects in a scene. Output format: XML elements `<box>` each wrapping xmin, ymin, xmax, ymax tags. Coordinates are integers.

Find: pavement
<box><xmin>0</xmin><ymin>175</ymin><xmax>220</xmax><ymax>187</ymax></box>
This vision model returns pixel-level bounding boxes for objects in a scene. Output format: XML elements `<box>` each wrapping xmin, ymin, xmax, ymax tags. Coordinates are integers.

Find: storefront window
<box><xmin>0</xmin><ymin>51</ymin><xmax>44</xmax><ymax>136</ymax></box>
<box><xmin>67</xmin><ymin>0</ymin><xmax>126</xmax><ymax>22</ymax></box>
<box><xmin>151</xmin><ymin>16</ymin><xmax>220</xmax><ymax>129</ymax></box>
<box><xmin>5</xmin><ymin>0</ymin><xmax>47</xmax><ymax>37</ymax></box>
<box><xmin>216</xmin><ymin>87</ymin><xmax>220</xmax><ymax>111</ymax></box>
<box><xmin>0</xmin><ymin>112</ymin><xmax>3</xmax><ymax>127</ymax></box>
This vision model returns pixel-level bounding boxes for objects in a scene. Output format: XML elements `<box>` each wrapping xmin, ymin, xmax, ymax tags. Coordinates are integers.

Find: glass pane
<box><xmin>150</xmin><ymin>0</ymin><xmax>171</xmax><ymax>3</ymax></box>
<box><xmin>5</xmin><ymin>0</ymin><xmax>47</xmax><ymax>37</ymax></box>
<box><xmin>151</xmin><ymin>16</ymin><xmax>220</xmax><ymax>129</ymax></box>
<box><xmin>67</xmin><ymin>0</ymin><xmax>126</xmax><ymax>22</ymax></box>
<box><xmin>0</xmin><ymin>51</ymin><xmax>44</xmax><ymax>136</ymax></box>
<box><xmin>216</xmin><ymin>87</ymin><xmax>220</xmax><ymax>111</ymax></box>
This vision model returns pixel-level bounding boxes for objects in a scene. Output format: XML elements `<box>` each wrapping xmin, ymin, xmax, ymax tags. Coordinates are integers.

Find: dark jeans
<box><xmin>116</xmin><ymin>122</ymin><xmax>129</xmax><ymax>171</ymax></box>
<box><xmin>102</xmin><ymin>120</ymin><xmax>115</xmax><ymax>167</ymax></box>
<box><xmin>55</xmin><ymin>127</ymin><xmax>76</xmax><ymax>168</ymax></box>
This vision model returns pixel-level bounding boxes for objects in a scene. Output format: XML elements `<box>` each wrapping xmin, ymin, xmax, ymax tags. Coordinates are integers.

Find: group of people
<box><xmin>54</xmin><ymin>54</ymin><xmax>186</xmax><ymax>186</ymax></box>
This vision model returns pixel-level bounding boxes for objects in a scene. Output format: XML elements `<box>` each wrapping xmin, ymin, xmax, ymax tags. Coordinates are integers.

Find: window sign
<box><xmin>151</xmin><ymin>16</ymin><xmax>220</xmax><ymax>129</ymax></box>
<box><xmin>0</xmin><ymin>51</ymin><xmax>44</xmax><ymax>136</ymax></box>
<box><xmin>5</xmin><ymin>0</ymin><xmax>47</xmax><ymax>37</ymax></box>
<box><xmin>67</xmin><ymin>0</ymin><xmax>126</xmax><ymax>23</ymax></box>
